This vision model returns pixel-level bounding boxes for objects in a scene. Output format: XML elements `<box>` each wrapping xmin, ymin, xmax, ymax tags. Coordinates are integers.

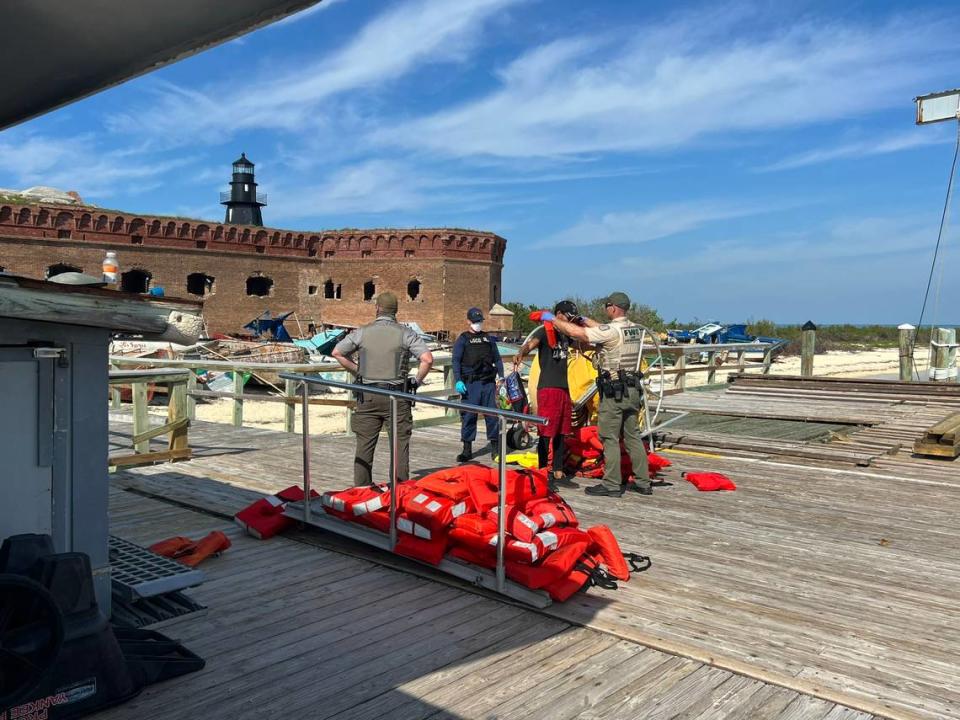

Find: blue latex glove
<box><xmin>455</xmin><ymin>380</ymin><xmax>467</xmax><ymax>395</ymax></box>
<box><xmin>540</xmin><ymin>311</ymin><xmax>555</xmax><ymax>322</ymax></box>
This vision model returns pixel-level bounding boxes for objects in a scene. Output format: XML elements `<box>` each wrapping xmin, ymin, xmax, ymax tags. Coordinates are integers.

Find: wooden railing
<box><xmin>109</xmin><ymin>341</ymin><xmax>781</xmax><ymax>436</ymax></box>
<box><xmin>108</xmin><ymin>368</ymin><xmax>192</xmax><ymax>467</ymax></box>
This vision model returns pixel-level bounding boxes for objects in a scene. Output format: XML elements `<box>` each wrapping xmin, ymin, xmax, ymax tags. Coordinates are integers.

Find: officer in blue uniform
<box><xmin>452</xmin><ymin>307</ymin><xmax>504</xmax><ymax>462</ymax></box>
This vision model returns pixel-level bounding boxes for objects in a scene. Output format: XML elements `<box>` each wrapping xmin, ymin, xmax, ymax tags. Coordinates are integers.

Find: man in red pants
<box><xmin>514</xmin><ymin>300</ymin><xmax>580</xmax><ymax>490</ymax></box>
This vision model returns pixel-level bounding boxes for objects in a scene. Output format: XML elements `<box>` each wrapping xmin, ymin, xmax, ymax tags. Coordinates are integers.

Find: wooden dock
<box><xmin>106</xmin><ymin>380</ymin><xmax>960</xmax><ymax>720</ymax></box>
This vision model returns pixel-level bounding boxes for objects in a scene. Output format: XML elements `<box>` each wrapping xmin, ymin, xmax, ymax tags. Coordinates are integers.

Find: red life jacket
<box><xmin>404</xmin><ymin>490</ymin><xmax>470</xmax><ymax>534</ymax></box>
<box><xmin>535</xmin><ymin>526</ymin><xmax>591</xmax><ymax>555</ymax></box>
<box><xmin>234</xmin><ymin>485</ymin><xmax>320</xmax><ymax>539</ymax></box>
<box><xmin>449</xmin><ymin>514</ymin><xmax>544</xmax><ymax>564</ymax></box>
<box><xmin>150</xmin><ymin>531</ymin><xmax>231</xmax><ymax>567</ymax></box>
<box><xmin>647</xmin><ymin>452</ymin><xmax>672</xmax><ymax>476</ymax></box>
<box><xmin>486</xmin><ymin>504</ymin><xmax>540</xmax><ymax>543</ymax></box>
<box><xmin>321</xmin><ymin>484</ymin><xmax>390</xmax><ymax>519</ymax></box>
<box><xmin>526</xmin><ymin>496</ymin><xmax>578</xmax><ymax>530</ymax></box>
<box><xmin>682</xmin><ymin>471</ymin><xmax>736</xmax><ymax>491</ymax></box>
<box><xmin>505</xmin><ymin>468</ymin><xmax>550</xmax><ymax>506</ymax></box>
<box><xmin>587</xmin><ymin>525</ymin><xmax>630</xmax><ymax>581</ymax></box>
<box><xmin>449</xmin><ymin>544</ymin><xmax>495</xmax><ymax>569</ymax></box>
<box><xmin>415</xmin><ymin>468</ymin><xmax>473</xmax><ymax>501</ymax></box>
<box><xmin>395</xmin><ymin>512</ymin><xmax>448</xmax><ymax>565</ymax></box>
<box><xmin>505</xmin><ymin>541</ymin><xmax>589</xmax><ymax>589</ymax></box>
<box><xmin>543</xmin><ymin>551</ymin><xmax>618</xmax><ymax>602</ymax></box>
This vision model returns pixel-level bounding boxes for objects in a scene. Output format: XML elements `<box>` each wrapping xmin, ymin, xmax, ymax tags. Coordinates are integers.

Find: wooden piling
<box><xmin>801</xmin><ymin>321</ymin><xmax>816</xmax><ymax>378</ymax></box>
<box><xmin>931</xmin><ymin>327</ymin><xmax>957</xmax><ymax>383</ymax></box>
<box><xmin>898</xmin><ymin>324</ymin><xmax>916</xmax><ymax>382</ymax></box>
<box><xmin>284</xmin><ymin>378</ymin><xmax>296</xmax><ymax>433</ymax></box>
<box><xmin>232</xmin><ymin>371</ymin><xmax>244</xmax><ymax>426</ymax></box>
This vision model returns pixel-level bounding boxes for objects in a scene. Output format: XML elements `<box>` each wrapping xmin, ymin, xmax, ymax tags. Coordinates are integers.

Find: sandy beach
<box><xmin>138</xmin><ymin>346</ymin><xmax>933</xmax><ymax>434</ymax></box>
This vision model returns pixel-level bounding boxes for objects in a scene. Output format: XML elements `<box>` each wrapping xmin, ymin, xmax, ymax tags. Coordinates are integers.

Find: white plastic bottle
<box><xmin>102</xmin><ymin>251</ymin><xmax>119</xmax><ymax>286</ymax></box>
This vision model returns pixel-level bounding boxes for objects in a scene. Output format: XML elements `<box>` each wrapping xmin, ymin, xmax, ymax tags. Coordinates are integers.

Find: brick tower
<box><xmin>220</xmin><ymin>152</ymin><xmax>266</xmax><ymax>226</ymax></box>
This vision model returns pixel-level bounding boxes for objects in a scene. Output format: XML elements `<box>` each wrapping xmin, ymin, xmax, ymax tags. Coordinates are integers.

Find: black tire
<box><xmin>0</xmin><ymin>574</ymin><xmax>64</xmax><ymax>709</ymax></box>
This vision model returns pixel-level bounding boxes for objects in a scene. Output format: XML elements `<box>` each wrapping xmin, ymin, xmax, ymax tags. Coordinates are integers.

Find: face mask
<box><xmin>470</xmin><ymin>322</ymin><xmax>483</xmax><ymax>332</ymax></box>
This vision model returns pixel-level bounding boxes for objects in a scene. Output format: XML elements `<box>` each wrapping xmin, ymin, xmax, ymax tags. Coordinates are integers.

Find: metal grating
<box><xmin>109</xmin><ymin>535</ymin><xmax>206</xmax><ymax>601</ymax></box>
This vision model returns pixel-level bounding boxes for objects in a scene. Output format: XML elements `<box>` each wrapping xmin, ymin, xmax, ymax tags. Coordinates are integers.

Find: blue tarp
<box><xmin>244</xmin><ymin>311</ymin><xmax>294</xmax><ymax>342</ymax></box>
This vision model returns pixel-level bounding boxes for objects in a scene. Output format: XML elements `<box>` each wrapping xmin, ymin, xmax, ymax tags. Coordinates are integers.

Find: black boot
<box><xmin>456</xmin><ymin>441</ymin><xmax>473</xmax><ymax>463</ymax></box>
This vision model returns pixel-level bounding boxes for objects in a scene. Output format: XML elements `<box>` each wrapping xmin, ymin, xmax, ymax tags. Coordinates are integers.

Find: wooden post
<box><xmin>284</xmin><ymin>378</ymin><xmax>296</xmax><ymax>433</ymax></box>
<box><xmin>110</xmin><ymin>386</ymin><xmax>121</xmax><ymax>409</ymax></box>
<box><xmin>232</xmin><ymin>371</ymin><xmax>244</xmax><ymax>427</ymax></box>
<box><xmin>898</xmin><ymin>323</ymin><xmax>915</xmax><ymax>382</ymax></box>
<box><xmin>931</xmin><ymin>327</ymin><xmax>957</xmax><ymax>382</ymax></box>
<box><xmin>801</xmin><ymin>321</ymin><xmax>816</xmax><ymax>378</ymax></box>
<box><xmin>706</xmin><ymin>350</ymin><xmax>717</xmax><ymax>385</ymax></box>
<box><xmin>186</xmin><ymin>371</ymin><xmax>197</xmax><ymax>421</ymax></box>
<box><xmin>167</xmin><ymin>378</ymin><xmax>189</xmax><ymax>453</ymax></box>
<box><xmin>737</xmin><ymin>350</ymin><xmax>746</xmax><ymax>373</ymax></box>
<box><xmin>674</xmin><ymin>352</ymin><xmax>686</xmax><ymax>392</ymax></box>
<box><xmin>132</xmin><ymin>382</ymin><xmax>150</xmax><ymax>454</ymax></box>
<box><xmin>762</xmin><ymin>346</ymin><xmax>773</xmax><ymax>375</ymax></box>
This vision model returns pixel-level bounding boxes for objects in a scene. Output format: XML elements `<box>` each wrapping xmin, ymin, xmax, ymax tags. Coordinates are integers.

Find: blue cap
<box><xmin>467</xmin><ymin>307</ymin><xmax>484</xmax><ymax>322</ymax></box>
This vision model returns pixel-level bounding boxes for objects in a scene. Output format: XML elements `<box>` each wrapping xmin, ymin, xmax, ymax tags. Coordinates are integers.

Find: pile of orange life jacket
<box><xmin>564</xmin><ymin>425</ymin><xmax>672</xmax><ymax>486</ymax></box>
<box><xmin>319</xmin><ymin>464</ymin><xmax>650</xmax><ymax>601</ymax></box>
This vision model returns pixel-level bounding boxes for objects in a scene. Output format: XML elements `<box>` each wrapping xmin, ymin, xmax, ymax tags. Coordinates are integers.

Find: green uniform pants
<box><xmin>351</xmin><ymin>392</ymin><xmax>413</xmax><ymax>486</ymax></box>
<box><xmin>597</xmin><ymin>386</ymin><xmax>650</xmax><ymax>492</ymax></box>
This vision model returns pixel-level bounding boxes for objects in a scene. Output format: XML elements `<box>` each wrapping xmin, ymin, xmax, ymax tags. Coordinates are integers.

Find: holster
<box><xmin>403</xmin><ymin>376</ymin><xmax>419</xmax><ymax>406</ymax></box>
<box><xmin>354</xmin><ymin>375</ymin><xmax>365</xmax><ymax>404</ymax></box>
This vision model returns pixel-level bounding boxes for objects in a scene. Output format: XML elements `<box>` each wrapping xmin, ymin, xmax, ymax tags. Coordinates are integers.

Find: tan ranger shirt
<box><xmin>584</xmin><ymin>317</ymin><xmax>642</xmax><ymax>372</ymax></box>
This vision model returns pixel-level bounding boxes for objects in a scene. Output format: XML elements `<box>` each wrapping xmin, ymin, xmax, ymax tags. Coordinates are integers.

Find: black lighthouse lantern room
<box><xmin>220</xmin><ymin>152</ymin><xmax>266</xmax><ymax>226</ymax></box>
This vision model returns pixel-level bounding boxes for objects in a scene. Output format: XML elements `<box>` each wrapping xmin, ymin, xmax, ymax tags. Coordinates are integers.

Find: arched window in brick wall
<box><xmin>149</xmin><ymin>220</ymin><xmax>161</xmax><ymax>235</ymax></box>
<box><xmin>121</xmin><ymin>269</ymin><xmax>151</xmax><ymax>293</ymax></box>
<box><xmin>36</xmin><ymin>209</ymin><xmax>49</xmax><ymax>226</ymax></box>
<box><xmin>246</xmin><ymin>275</ymin><xmax>273</xmax><ymax>297</ymax></box>
<box><xmin>164</xmin><ymin>221</ymin><xmax>176</xmax><ymax>237</ymax></box>
<box><xmin>46</xmin><ymin>263</ymin><xmax>81</xmax><ymax>279</ymax></box>
<box><xmin>95</xmin><ymin>215</ymin><xmax>108</xmax><ymax>230</ymax></box>
<box><xmin>407</xmin><ymin>279</ymin><xmax>421</xmax><ymax>301</ymax></box>
<box><xmin>363</xmin><ymin>280</ymin><xmax>376</xmax><ymax>302</ymax></box>
<box><xmin>111</xmin><ymin>217</ymin><xmax>124</xmax><ymax>233</ymax></box>
<box><xmin>78</xmin><ymin>213</ymin><xmax>92</xmax><ymax>229</ymax></box>
<box><xmin>17</xmin><ymin>208</ymin><xmax>31</xmax><ymax>224</ymax></box>
<box><xmin>187</xmin><ymin>272</ymin><xmax>215</xmax><ymax>297</ymax></box>
<box><xmin>55</xmin><ymin>211</ymin><xmax>73</xmax><ymax>228</ymax></box>
<box><xmin>0</xmin><ymin>206</ymin><xmax>11</xmax><ymax>223</ymax></box>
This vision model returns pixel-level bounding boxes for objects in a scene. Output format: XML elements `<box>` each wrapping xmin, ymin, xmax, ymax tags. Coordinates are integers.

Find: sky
<box><xmin>2</xmin><ymin>0</ymin><xmax>960</xmax><ymax>324</ymax></box>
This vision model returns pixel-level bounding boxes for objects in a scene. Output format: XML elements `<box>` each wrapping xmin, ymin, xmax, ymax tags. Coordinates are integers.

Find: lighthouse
<box><xmin>220</xmin><ymin>152</ymin><xmax>266</xmax><ymax>226</ymax></box>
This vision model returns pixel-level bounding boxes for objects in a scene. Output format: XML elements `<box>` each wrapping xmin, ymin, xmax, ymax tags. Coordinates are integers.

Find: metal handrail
<box><xmin>280</xmin><ymin>372</ymin><xmax>548</xmax><ymax>594</ymax></box>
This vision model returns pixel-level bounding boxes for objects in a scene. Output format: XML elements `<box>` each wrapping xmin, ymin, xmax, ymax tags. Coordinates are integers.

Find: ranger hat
<box><xmin>467</xmin><ymin>307</ymin><xmax>484</xmax><ymax>322</ymax></box>
<box><xmin>376</xmin><ymin>292</ymin><xmax>399</xmax><ymax>313</ymax></box>
<box><xmin>604</xmin><ymin>291</ymin><xmax>631</xmax><ymax>310</ymax></box>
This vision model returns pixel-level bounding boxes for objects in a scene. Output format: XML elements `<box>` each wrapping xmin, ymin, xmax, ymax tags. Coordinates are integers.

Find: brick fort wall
<box><xmin>0</xmin><ymin>201</ymin><xmax>507</xmax><ymax>337</ymax></box>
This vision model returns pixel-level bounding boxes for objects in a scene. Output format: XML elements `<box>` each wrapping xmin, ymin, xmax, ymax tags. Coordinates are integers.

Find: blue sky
<box><xmin>2</xmin><ymin>0</ymin><xmax>960</xmax><ymax>324</ymax></box>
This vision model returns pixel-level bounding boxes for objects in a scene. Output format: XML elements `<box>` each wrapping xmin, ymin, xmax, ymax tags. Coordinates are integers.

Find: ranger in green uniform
<box><xmin>332</xmin><ymin>292</ymin><xmax>433</xmax><ymax>486</ymax></box>
<box><xmin>551</xmin><ymin>291</ymin><xmax>651</xmax><ymax>497</ymax></box>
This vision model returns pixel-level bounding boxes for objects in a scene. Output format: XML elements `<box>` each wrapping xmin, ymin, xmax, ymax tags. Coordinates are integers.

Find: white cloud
<box><xmin>622</xmin><ymin>214</ymin><xmax>936</xmax><ymax>277</ymax></box>
<box><xmin>0</xmin><ymin>133</ymin><xmax>191</xmax><ymax>198</ymax></box>
<box><xmin>375</xmin><ymin>11</ymin><xmax>955</xmax><ymax>158</ymax></box>
<box><xmin>543</xmin><ymin>202</ymin><xmax>772</xmax><ymax>249</ymax></box>
<box><xmin>107</xmin><ymin>0</ymin><xmax>525</xmax><ymax>143</ymax></box>
<box><xmin>758</xmin><ymin>130</ymin><xmax>951</xmax><ymax>171</ymax></box>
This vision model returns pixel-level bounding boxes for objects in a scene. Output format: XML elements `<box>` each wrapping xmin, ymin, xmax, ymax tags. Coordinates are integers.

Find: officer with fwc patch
<box><xmin>452</xmin><ymin>307</ymin><xmax>505</xmax><ymax>462</ymax></box>
<box><xmin>332</xmin><ymin>292</ymin><xmax>433</xmax><ymax>486</ymax></box>
<box><xmin>551</xmin><ymin>292</ymin><xmax>651</xmax><ymax>497</ymax></box>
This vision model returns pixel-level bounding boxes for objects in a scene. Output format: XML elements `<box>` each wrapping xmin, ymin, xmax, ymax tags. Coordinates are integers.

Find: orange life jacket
<box><xmin>321</xmin><ymin>484</ymin><xmax>390</xmax><ymax>519</ymax></box>
<box><xmin>234</xmin><ymin>485</ymin><xmax>320</xmax><ymax>540</ymax></box>
<box><xmin>535</xmin><ymin>526</ymin><xmax>591</xmax><ymax>555</ymax></box>
<box><xmin>525</xmin><ymin>496</ymin><xmax>578</xmax><ymax>530</ymax></box>
<box><xmin>404</xmin><ymin>490</ymin><xmax>471</xmax><ymax>535</ymax></box>
<box><xmin>395</xmin><ymin>512</ymin><xmax>448</xmax><ymax>565</ymax></box>
<box><xmin>487</xmin><ymin>504</ymin><xmax>540</xmax><ymax>543</ymax></box>
<box><xmin>682</xmin><ymin>471</ymin><xmax>736</xmax><ymax>491</ymax></box>
<box><xmin>449</xmin><ymin>514</ymin><xmax>545</xmax><ymax>564</ymax></box>
<box><xmin>587</xmin><ymin>525</ymin><xmax>630</xmax><ymax>581</ymax></box>
<box><xmin>505</xmin><ymin>541</ymin><xmax>589</xmax><ymax>590</ymax></box>
<box><xmin>543</xmin><ymin>551</ymin><xmax>618</xmax><ymax>602</ymax></box>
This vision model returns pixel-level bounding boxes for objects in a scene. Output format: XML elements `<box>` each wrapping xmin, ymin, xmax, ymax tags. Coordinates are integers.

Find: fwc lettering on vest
<box><xmin>3</xmin><ymin>692</ymin><xmax>69</xmax><ymax>720</ymax></box>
